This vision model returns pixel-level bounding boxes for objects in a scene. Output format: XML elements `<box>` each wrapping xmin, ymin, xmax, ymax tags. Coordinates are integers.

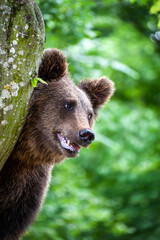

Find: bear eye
<box><xmin>64</xmin><ymin>102</ymin><xmax>74</xmax><ymax>110</ymax></box>
<box><xmin>88</xmin><ymin>113</ymin><xmax>93</xmax><ymax>121</ymax></box>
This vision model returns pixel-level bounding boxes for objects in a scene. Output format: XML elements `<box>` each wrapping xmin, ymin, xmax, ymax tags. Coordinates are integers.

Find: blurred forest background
<box><xmin>23</xmin><ymin>0</ymin><xmax>160</xmax><ymax>239</ymax></box>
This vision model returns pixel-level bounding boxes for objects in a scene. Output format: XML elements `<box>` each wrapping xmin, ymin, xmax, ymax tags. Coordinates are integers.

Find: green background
<box><xmin>23</xmin><ymin>0</ymin><xmax>160</xmax><ymax>239</ymax></box>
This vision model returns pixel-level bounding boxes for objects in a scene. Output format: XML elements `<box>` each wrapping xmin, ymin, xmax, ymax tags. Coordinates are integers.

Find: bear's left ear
<box><xmin>79</xmin><ymin>77</ymin><xmax>115</xmax><ymax>113</ymax></box>
<box><xmin>38</xmin><ymin>48</ymin><xmax>68</xmax><ymax>82</ymax></box>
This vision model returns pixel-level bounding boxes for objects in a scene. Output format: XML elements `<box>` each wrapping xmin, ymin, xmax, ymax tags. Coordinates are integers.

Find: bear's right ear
<box><xmin>38</xmin><ymin>48</ymin><xmax>68</xmax><ymax>82</ymax></box>
<box><xmin>79</xmin><ymin>77</ymin><xmax>115</xmax><ymax>114</ymax></box>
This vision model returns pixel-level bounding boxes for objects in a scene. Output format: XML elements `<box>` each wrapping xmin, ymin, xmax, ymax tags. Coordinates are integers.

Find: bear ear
<box><xmin>79</xmin><ymin>77</ymin><xmax>115</xmax><ymax>113</ymax></box>
<box><xmin>38</xmin><ymin>48</ymin><xmax>68</xmax><ymax>82</ymax></box>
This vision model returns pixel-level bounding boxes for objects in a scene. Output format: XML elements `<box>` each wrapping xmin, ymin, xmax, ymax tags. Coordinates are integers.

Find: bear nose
<box><xmin>79</xmin><ymin>129</ymin><xmax>95</xmax><ymax>144</ymax></box>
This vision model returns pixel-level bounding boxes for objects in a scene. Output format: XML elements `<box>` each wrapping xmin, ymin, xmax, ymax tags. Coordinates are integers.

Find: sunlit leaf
<box><xmin>31</xmin><ymin>78</ymin><xmax>48</xmax><ymax>88</ymax></box>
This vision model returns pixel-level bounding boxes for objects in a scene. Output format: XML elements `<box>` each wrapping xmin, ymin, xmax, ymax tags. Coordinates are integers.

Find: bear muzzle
<box><xmin>57</xmin><ymin>129</ymin><xmax>95</xmax><ymax>157</ymax></box>
<box><xmin>57</xmin><ymin>132</ymin><xmax>81</xmax><ymax>155</ymax></box>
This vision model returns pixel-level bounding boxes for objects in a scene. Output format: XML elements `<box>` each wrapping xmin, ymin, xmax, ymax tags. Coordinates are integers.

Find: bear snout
<box><xmin>79</xmin><ymin>129</ymin><xmax>95</xmax><ymax>146</ymax></box>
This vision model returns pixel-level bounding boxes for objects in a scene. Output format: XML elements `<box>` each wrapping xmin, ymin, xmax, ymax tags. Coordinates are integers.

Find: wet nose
<box><xmin>79</xmin><ymin>129</ymin><xmax>95</xmax><ymax>144</ymax></box>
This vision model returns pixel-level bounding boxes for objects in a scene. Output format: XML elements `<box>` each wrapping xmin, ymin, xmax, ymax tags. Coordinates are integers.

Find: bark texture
<box><xmin>0</xmin><ymin>0</ymin><xmax>45</xmax><ymax>169</ymax></box>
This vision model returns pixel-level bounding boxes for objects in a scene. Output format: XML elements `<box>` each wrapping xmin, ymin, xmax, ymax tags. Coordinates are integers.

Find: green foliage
<box><xmin>23</xmin><ymin>0</ymin><xmax>160</xmax><ymax>239</ymax></box>
<box><xmin>131</xmin><ymin>0</ymin><xmax>160</xmax><ymax>27</ymax></box>
<box><xmin>35</xmin><ymin>0</ymin><xmax>95</xmax><ymax>48</ymax></box>
<box><xmin>150</xmin><ymin>1</ymin><xmax>160</xmax><ymax>28</ymax></box>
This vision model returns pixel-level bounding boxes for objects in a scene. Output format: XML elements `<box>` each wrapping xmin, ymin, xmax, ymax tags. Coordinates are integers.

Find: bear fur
<box><xmin>0</xmin><ymin>49</ymin><xmax>114</xmax><ymax>240</ymax></box>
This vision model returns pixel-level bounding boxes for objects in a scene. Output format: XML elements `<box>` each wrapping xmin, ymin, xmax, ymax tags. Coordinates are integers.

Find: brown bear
<box><xmin>0</xmin><ymin>49</ymin><xmax>114</xmax><ymax>240</ymax></box>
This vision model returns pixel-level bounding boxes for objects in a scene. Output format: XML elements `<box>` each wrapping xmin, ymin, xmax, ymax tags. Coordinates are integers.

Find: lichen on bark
<box><xmin>0</xmin><ymin>0</ymin><xmax>45</xmax><ymax>169</ymax></box>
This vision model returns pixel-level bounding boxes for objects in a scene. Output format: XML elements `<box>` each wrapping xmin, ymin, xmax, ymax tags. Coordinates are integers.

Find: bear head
<box><xmin>28</xmin><ymin>49</ymin><xmax>114</xmax><ymax>163</ymax></box>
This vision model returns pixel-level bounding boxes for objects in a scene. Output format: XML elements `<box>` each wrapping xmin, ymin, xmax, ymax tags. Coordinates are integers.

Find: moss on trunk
<box><xmin>0</xmin><ymin>0</ymin><xmax>45</xmax><ymax>169</ymax></box>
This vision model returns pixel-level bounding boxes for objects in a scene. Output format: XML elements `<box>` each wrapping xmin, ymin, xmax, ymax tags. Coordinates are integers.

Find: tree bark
<box><xmin>0</xmin><ymin>0</ymin><xmax>45</xmax><ymax>170</ymax></box>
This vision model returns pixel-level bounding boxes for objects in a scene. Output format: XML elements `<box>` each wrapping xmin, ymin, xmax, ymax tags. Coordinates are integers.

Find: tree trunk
<box><xmin>0</xmin><ymin>0</ymin><xmax>45</xmax><ymax>170</ymax></box>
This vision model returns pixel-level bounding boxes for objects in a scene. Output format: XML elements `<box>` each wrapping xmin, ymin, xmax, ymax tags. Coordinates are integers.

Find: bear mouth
<box><xmin>57</xmin><ymin>132</ymin><xmax>81</xmax><ymax>155</ymax></box>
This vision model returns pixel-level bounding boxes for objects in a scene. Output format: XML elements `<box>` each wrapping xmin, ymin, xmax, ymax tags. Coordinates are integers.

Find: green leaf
<box><xmin>158</xmin><ymin>15</ymin><xmax>160</xmax><ymax>28</ymax></box>
<box><xmin>36</xmin><ymin>78</ymin><xmax>48</xmax><ymax>85</ymax></box>
<box><xmin>150</xmin><ymin>1</ymin><xmax>160</xmax><ymax>14</ymax></box>
<box><xmin>31</xmin><ymin>78</ymin><xmax>48</xmax><ymax>88</ymax></box>
<box><xmin>31</xmin><ymin>78</ymin><xmax>38</xmax><ymax>87</ymax></box>
<box><xmin>130</xmin><ymin>0</ymin><xmax>136</xmax><ymax>3</ymax></box>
